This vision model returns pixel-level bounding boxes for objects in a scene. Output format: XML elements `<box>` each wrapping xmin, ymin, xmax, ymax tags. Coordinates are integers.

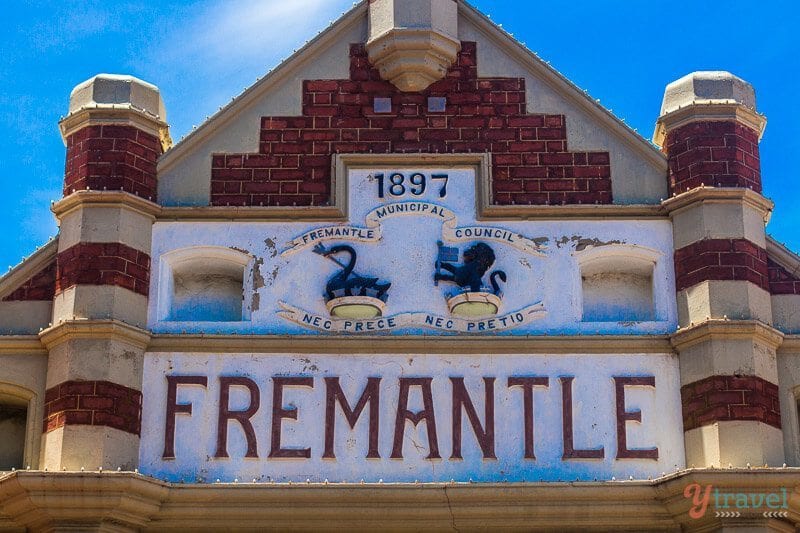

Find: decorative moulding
<box><xmin>661</xmin><ymin>187</ymin><xmax>774</xmax><ymax>222</ymax></box>
<box><xmin>366</xmin><ymin>28</ymin><xmax>461</xmax><ymax>92</ymax></box>
<box><xmin>670</xmin><ymin>319</ymin><xmax>784</xmax><ymax>352</ymax></box>
<box><xmin>653</xmin><ymin>103</ymin><xmax>767</xmax><ymax>148</ymax></box>
<box><xmin>147</xmin><ymin>334</ymin><xmax>674</xmax><ymax>355</ymax></box>
<box><xmin>38</xmin><ymin>319</ymin><xmax>152</xmax><ymax>351</ymax></box>
<box><xmin>447</xmin><ymin>292</ymin><xmax>501</xmax><ymax>317</ymax></box>
<box><xmin>366</xmin><ymin>0</ymin><xmax>461</xmax><ymax>92</ymax></box>
<box><xmin>60</xmin><ymin>74</ymin><xmax>171</xmax><ymax>150</ymax></box>
<box><xmin>326</xmin><ymin>296</ymin><xmax>387</xmax><ymax>319</ymax></box>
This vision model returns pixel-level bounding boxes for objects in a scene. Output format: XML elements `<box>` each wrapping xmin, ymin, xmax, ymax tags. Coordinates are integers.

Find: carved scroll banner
<box><xmin>280</xmin><ymin>201</ymin><xmax>546</xmax><ymax>257</ymax></box>
<box><xmin>278</xmin><ymin>301</ymin><xmax>546</xmax><ymax>334</ymax></box>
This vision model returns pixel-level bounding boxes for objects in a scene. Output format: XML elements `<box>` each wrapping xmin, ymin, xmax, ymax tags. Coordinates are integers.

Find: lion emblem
<box><xmin>434</xmin><ymin>242</ymin><xmax>507</xmax><ymax>295</ymax></box>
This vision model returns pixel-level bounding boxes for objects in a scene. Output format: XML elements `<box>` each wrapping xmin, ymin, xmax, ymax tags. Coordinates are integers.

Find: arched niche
<box><xmin>157</xmin><ymin>246</ymin><xmax>253</xmax><ymax>323</ymax></box>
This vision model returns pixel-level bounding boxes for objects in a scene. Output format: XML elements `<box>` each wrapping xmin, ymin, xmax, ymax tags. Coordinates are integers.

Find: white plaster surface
<box><xmin>671</xmin><ymin>202</ymin><xmax>767</xmax><ymax>251</ymax></box>
<box><xmin>149</xmin><ymin>167</ymin><xmax>677</xmax><ymax>335</ymax></box>
<box><xmin>772</xmin><ymin>295</ymin><xmax>800</xmax><ymax>334</ymax></box>
<box><xmin>42</xmin><ymin>425</ymin><xmax>141</xmax><ymax>471</ymax></box>
<box><xmin>684</xmin><ymin>422</ymin><xmax>784</xmax><ymax>468</ymax></box>
<box><xmin>0</xmin><ymin>301</ymin><xmax>51</xmax><ymax>334</ymax></box>
<box><xmin>139</xmin><ymin>351</ymin><xmax>684</xmax><ymax>483</ymax></box>
<box><xmin>677</xmin><ymin>281</ymin><xmax>773</xmax><ymax>327</ymax></box>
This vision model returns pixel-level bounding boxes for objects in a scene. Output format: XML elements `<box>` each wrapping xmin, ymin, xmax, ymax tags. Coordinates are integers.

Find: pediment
<box><xmin>157</xmin><ymin>1</ymin><xmax>667</xmax><ymax>210</ymax></box>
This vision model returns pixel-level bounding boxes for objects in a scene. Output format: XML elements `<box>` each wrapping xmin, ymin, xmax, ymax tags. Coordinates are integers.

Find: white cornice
<box><xmin>52</xmin><ymin>190</ymin><xmax>161</xmax><ymax>220</ymax></box>
<box><xmin>148</xmin><ymin>334</ymin><xmax>674</xmax><ymax>355</ymax></box>
<box><xmin>671</xmin><ymin>319</ymin><xmax>784</xmax><ymax>352</ymax></box>
<box><xmin>0</xmin><ymin>239</ymin><xmax>58</xmax><ymax>301</ymax></box>
<box><xmin>39</xmin><ymin>320</ymin><xmax>151</xmax><ymax>351</ymax></box>
<box><xmin>653</xmin><ymin>102</ymin><xmax>767</xmax><ymax>147</ymax></box>
<box><xmin>662</xmin><ymin>187</ymin><xmax>774</xmax><ymax>222</ymax></box>
<box><xmin>766</xmin><ymin>235</ymin><xmax>800</xmax><ymax>276</ymax></box>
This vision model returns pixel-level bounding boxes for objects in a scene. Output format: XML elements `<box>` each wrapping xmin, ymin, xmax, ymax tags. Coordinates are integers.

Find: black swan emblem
<box><xmin>313</xmin><ymin>244</ymin><xmax>391</xmax><ymax>302</ymax></box>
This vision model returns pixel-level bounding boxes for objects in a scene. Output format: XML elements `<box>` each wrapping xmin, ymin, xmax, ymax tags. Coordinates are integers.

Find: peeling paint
<box><xmin>149</xmin><ymin>168</ymin><xmax>676</xmax><ymax>336</ymax></box>
<box><xmin>556</xmin><ymin>235</ymin><xmax>624</xmax><ymax>251</ymax></box>
<box><xmin>268</xmin><ymin>266</ymin><xmax>280</xmax><ymax>287</ymax></box>
<box><xmin>251</xmin><ymin>258</ymin><xmax>266</xmax><ymax>311</ymax></box>
<box><xmin>252</xmin><ymin>258</ymin><xmax>266</xmax><ymax>289</ymax></box>
<box><xmin>264</xmin><ymin>238</ymin><xmax>278</xmax><ymax>258</ymax></box>
<box><xmin>297</xmin><ymin>357</ymin><xmax>320</xmax><ymax>372</ymax></box>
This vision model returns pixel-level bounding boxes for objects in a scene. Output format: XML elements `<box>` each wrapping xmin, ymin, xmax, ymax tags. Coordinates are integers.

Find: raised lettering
<box><xmin>391</xmin><ymin>377</ymin><xmax>440</xmax><ymax>459</ymax></box>
<box><xmin>450</xmin><ymin>377</ymin><xmax>496</xmax><ymax>459</ymax></box>
<box><xmin>614</xmin><ymin>376</ymin><xmax>658</xmax><ymax>460</ymax></box>
<box><xmin>163</xmin><ymin>375</ymin><xmax>208</xmax><ymax>460</ymax></box>
<box><xmin>269</xmin><ymin>377</ymin><xmax>314</xmax><ymax>458</ymax></box>
<box><xmin>508</xmin><ymin>376</ymin><xmax>549</xmax><ymax>459</ymax></box>
<box><xmin>215</xmin><ymin>376</ymin><xmax>260</xmax><ymax>459</ymax></box>
<box><xmin>324</xmin><ymin>377</ymin><xmax>381</xmax><ymax>459</ymax></box>
<box><xmin>561</xmin><ymin>376</ymin><xmax>605</xmax><ymax>459</ymax></box>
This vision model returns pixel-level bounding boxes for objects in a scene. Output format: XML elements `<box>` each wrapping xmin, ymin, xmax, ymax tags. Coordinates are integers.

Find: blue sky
<box><xmin>1</xmin><ymin>0</ymin><xmax>797</xmax><ymax>271</ymax></box>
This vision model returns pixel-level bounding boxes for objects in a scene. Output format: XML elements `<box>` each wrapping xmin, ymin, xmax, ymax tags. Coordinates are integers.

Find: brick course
<box><xmin>2</xmin><ymin>260</ymin><xmax>56</xmax><ymax>301</ymax></box>
<box><xmin>768</xmin><ymin>257</ymin><xmax>800</xmax><ymax>295</ymax></box>
<box><xmin>681</xmin><ymin>375</ymin><xmax>781</xmax><ymax>431</ymax></box>
<box><xmin>43</xmin><ymin>380</ymin><xmax>142</xmax><ymax>435</ymax></box>
<box><xmin>211</xmin><ymin>42</ymin><xmax>612</xmax><ymax>207</ymax></box>
<box><xmin>64</xmin><ymin>125</ymin><xmax>161</xmax><ymax>200</ymax></box>
<box><xmin>55</xmin><ymin>242</ymin><xmax>150</xmax><ymax>297</ymax></box>
<box><xmin>664</xmin><ymin>120</ymin><xmax>761</xmax><ymax>195</ymax></box>
<box><xmin>673</xmin><ymin>238</ymin><xmax>769</xmax><ymax>292</ymax></box>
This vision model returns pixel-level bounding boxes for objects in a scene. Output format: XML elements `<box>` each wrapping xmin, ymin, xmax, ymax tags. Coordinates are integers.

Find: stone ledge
<box><xmin>0</xmin><ymin>470</ymin><xmax>798</xmax><ymax>531</ymax></box>
<box><xmin>662</xmin><ymin>187</ymin><xmax>773</xmax><ymax>221</ymax></box>
<box><xmin>148</xmin><ymin>334</ymin><xmax>675</xmax><ymax>355</ymax></box>
<box><xmin>39</xmin><ymin>319</ymin><xmax>151</xmax><ymax>351</ymax></box>
<box><xmin>671</xmin><ymin>319</ymin><xmax>784</xmax><ymax>352</ymax></box>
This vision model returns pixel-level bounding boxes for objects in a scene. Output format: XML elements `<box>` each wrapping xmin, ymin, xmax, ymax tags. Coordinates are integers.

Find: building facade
<box><xmin>1</xmin><ymin>0</ymin><xmax>799</xmax><ymax>530</ymax></box>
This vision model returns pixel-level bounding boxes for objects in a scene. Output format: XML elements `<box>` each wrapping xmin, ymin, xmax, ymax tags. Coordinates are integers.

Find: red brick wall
<box><xmin>2</xmin><ymin>260</ymin><xmax>56</xmax><ymax>301</ymax></box>
<box><xmin>674</xmin><ymin>238</ymin><xmax>769</xmax><ymax>292</ymax></box>
<box><xmin>681</xmin><ymin>375</ymin><xmax>781</xmax><ymax>431</ymax></box>
<box><xmin>664</xmin><ymin>121</ymin><xmax>761</xmax><ymax>195</ymax></box>
<box><xmin>64</xmin><ymin>125</ymin><xmax>161</xmax><ymax>200</ymax></box>
<box><xmin>55</xmin><ymin>242</ymin><xmax>150</xmax><ymax>297</ymax></box>
<box><xmin>768</xmin><ymin>258</ymin><xmax>800</xmax><ymax>295</ymax></box>
<box><xmin>43</xmin><ymin>380</ymin><xmax>142</xmax><ymax>435</ymax></box>
<box><xmin>211</xmin><ymin>42</ymin><xmax>612</xmax><ymax>207</ymax></box>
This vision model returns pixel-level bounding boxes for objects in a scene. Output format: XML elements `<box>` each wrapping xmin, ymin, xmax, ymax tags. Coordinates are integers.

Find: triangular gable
<box><xmin>0</xmin><ymin>239</ymin><xmax>58</xmax><ymax>302</ymax></box>
<box><xmin>767</xmin><ymin>235</ymin><xmax>800</xmax><ymax>294</ymax></box>
<box><xmin>157</xmin><ymin>0</ymin><xmax>667</xmax><ymax>207</ymax></box>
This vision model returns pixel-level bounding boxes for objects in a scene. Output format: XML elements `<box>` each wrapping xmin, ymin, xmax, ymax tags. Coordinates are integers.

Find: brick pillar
<box><xmin>39</xmin><ymin>75</ymin><xmax>170</xmax><ymax>471</ymax></box>
<box><xmin>655</xmin><ymin>72</ymin><xmax>784</xmax><ymax>468</ymax></box>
